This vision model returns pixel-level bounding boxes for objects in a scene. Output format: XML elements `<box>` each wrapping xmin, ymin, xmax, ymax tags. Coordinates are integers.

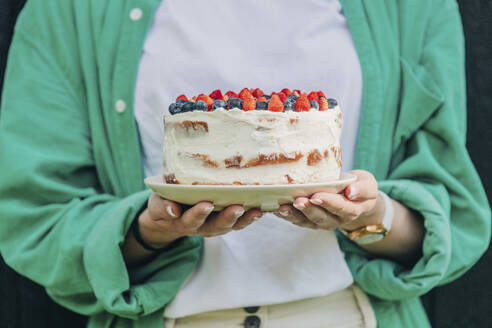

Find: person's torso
<box><xmin>133</xmin><ymin>0</ymin><xmax>362</xmax><ymax>318</ymax></box>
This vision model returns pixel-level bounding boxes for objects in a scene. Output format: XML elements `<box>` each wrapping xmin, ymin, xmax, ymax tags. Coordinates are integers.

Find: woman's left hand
<box><xmin>274</xmin><ymin>170</ymin><xmax>384</xmax><ymax>231</ymax></box>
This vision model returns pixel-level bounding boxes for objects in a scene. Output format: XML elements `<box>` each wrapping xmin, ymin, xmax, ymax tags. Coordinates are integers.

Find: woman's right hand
<box><xmin>123</xmin><ymin>193</ymin><xmax>262</xmax><ymax>265</ymax></box>
<box><xmin>139</xmin><ymin>193</ymin><xmax>263</xmax><ymax>249</ymax></box>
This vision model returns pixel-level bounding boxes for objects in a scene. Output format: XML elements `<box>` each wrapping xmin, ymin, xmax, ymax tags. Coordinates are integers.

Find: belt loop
<box><xmin>164</xmin><ymin>317</ymin><xmax>176</xmax><ymax>328</ymax></box>
<box><xmin>350</xmin><ymin>285</ymin><xmax>377</xmax><ymax>328</ymax></box>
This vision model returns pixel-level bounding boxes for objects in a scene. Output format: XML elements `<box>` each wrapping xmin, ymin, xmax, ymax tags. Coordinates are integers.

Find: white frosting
<box><xmin>163</xmin><ymin>107</ymin><xmax>342</xmax><ymax>185</ymax></box>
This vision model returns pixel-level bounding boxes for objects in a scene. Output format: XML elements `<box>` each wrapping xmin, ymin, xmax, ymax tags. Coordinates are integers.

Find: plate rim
<box><xmin>144</xmin><ymin>172</ymin><xmax>356</xmax><ymax>190</ymax></box>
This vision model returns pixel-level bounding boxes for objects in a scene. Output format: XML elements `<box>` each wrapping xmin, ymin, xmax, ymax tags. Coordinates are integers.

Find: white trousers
<box><xmin>164</xmin><ymin>285</ymin><xmax>377</xmax><ymax>328</ymax></box>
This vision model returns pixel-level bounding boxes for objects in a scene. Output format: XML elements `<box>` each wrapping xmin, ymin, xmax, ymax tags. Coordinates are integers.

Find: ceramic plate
<box><xmin>144</xmin><ymin>173</ymin><xmax>356</xmax><ymax>212</ymax></box>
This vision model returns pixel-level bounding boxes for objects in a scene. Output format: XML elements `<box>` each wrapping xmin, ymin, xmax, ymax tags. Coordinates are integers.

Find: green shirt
<box><xmin>0</xmin><ymin>0</ymin><xmax>490</xmax><ymax>327</ymax></box>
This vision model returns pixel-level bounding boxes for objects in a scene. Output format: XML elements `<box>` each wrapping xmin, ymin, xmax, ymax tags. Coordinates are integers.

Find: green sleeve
<box><xmin>0</xmin><ymin>2</ymin><xmax>202</xmax><ymax>327</ymax></box>
<box><xmin>340</xmin><ymin>0</ymin><xmax>491</xmax><ymax>300</ymax></box>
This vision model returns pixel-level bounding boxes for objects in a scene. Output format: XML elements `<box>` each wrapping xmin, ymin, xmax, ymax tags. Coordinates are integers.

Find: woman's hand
<box><xmin>274</xmin><ymin>170</ymin><xmax>384</xmax><ymax>231</ymax></box>
<box><xmin>122</xmin><ymin>193</ymin><xmax>262</xmax><ymax>266</ymax></box>
<box><xmin>274</xmin><ymin>169</ymin><xmax>425</xmax><ymax>263</ymax></box>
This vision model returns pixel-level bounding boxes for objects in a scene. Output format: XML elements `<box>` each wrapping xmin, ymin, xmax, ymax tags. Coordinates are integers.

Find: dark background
<box><xmin>1</xmin><ymin>1</ymin><xmax>491</xmax><ymax>327</ymax></box>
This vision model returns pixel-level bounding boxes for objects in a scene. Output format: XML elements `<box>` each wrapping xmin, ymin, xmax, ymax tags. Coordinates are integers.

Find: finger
<box><xmin>309</xmin><ymin>193</ymin><xmax>363</xmax><ymax>223</ymax></box>
<box><xmin>148</xmin><ymin>193</ymin><xmax>182</xmax><ymax>220</ymax></box>
<box><xmin>179</xmin><ymin>202</ymin><xmax>215</xmax><ymax>230</ymax></box>
<box><xmin>199</xmin><ymin>205</ymin><xmax>245</xmax><ymax>235</ymax></box>
<box><xmin>344</xmin><ymin>170</ymin><xmax>378</xmax><ymax>201</ymax></box>
<box><xmin>292</xmin><ymin>198</ymin><xmax>340</xmax><ymax>229</ymax></box>
<box><xmin>275</xmin><ymin>205</ymin><xmax>320</xmax><ymax>229</ymax></box>
<box><xmin>232</xmin><ymin>209</ymin><xmax>262</xmax><ymax>230</ymax></box>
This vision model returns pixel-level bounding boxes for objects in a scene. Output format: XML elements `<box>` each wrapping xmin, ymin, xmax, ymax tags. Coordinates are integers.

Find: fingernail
<box><xmin>203</xmin><ymin>205</ymin><xmax>215</xmax><ymax>214</ymax></box>
<box><xmin>348</xmin><ymin>186</ymin><xmax>357</xmax><ymax>200</ymax></box>
<box><xmin>310</xmin><ymin>198</ymin><xmax>322</xmax><ymax>205</ymax></box>
<box><xmin>253</xmin><ymin>215</ymin><xmax>262</xmax><ymax>221</ymax></box>
<box><xmin>233</xmin><ymin>209</ymin><xmax>245</xmax><ymax>219</ymax></box>
<box><xmin>278</xmin><ymin>210</ymin><xmax>290</xmax><ymax>217</ymax></box>
<box><xmin>166</xmin><ymin>205</ymin><xmax>178</xmax><ymax>218</ymax></box>
<box><xmin>293</xmin><ymin>202</ymin><xmax>305</xmax><ymax>211</ymax></box>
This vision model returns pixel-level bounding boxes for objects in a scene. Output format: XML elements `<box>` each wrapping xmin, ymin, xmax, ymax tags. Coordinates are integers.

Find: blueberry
<box><xmin>176</xmin><ymin>99</ymin><xmax>186</xmax><ymax>105</ymax></box>
<box><xmin>283</xmin><ymin>100</ymin><xmax>295</xmax><ymax>111</ymax></box>
<box><xmin>327</xmin><ymin>98</ymin><xmax>338</xmax><ymax>108</ymax></box>
<box><xmin>262</xmin><ymin>94</ymin><xmax>271</xmax><ymax>100</ymax></box>
<box><xmin>310</xmin><ymin>100</ymin><xmax>319</xmax><ymax>110</ymax></box>
<box><xmin>228</xmin><ymin>98</ymin><xmax>243</xmax><ymax>109</ymax></box>
<box><xmin>182</xmin><ymin>101</ymin><xmax>195</xmax><ymax>112</ymax></box>
<box><xmin>169</xmin><ymin>102</ymin><xmax>182</xmax><ymax>115</ymax></box>
<box><xmin>287</xmin><ymin>94</ymin><xmax>298</xmax><ymax>101</ymax></box>
<box><xmin>256</xmin><ymin>101</ymin><xmax>268</xmax><ymax>110</ymax></box>
<box><xmin>193</xmin><ymin>100</ymin><xmax>208</xmax><ymax>111</ymax></box>
<box><xmin>212</xmin><ymin>99</ymin><xmax>227</xmax><ymax>110</ymax></box>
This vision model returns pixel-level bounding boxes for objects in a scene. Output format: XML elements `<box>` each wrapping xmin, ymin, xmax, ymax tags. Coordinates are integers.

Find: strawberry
<box><xmin>293</xmin><ymin>89</ymin><xmax>301</xmax><ymax>95</ymax></box>
<box><xmin>317</xmin><ymin>90</ymin><xmax>326</xmax><ymax>99</ymax></box>
<box><xmin>252</xmin><ymin>88</ymin><xmax>264</xmax><ymax>98</ymax></box>
<box><xmin>319</xmin><ymin>97</ymin><xmax>329</xmax><ymax>111</ymax></box>
<box><xmin>190</xmin><ymin>96</ymin><xmax>197</xmax><ymax>103</ymax></box>
<box><xmin>308</xmin><ymin>91</ymin><xmax>319</xmax><ymax>102</ymax></box>
<box><xmin>278</xmin><ymin>92</ymin><xmax>287</xmax><ymax>103</ymax></box>
<box><xmin>295</xmin><ymin>94</ymin><xmax>310</xmax><ymax>112</ymax></box>
<box><xmin>223</xmin><ymin>95</ymin><xmax>229</xmax><ymax>102</ymax></box>
<box><xmin>209</xmin><ymin>89</ymin><xmax>223</xmax><ymax>100</ymax></box>
<box><xmin>268</xmin><ymin>94</ymin><xmax>284</xmax><ymax>112</ymax></box>
<box><xmin>257</xmin><ymin>96</ymin><xmax>267</xmax><ymax>102</ymax></box>
<box><xmin>197</xmin><ymin>94</ymin><xmax>214</xmax><ymax>110</ymax></box>
<box><xmin>225</xmin><ymin>91</ymin><xmax>239</xmax><ymax>98</ymax></box>
<box><xmin>176</xmin><ymin>94</ymin><xmax>188</xmax><ymax>101</ymax></box>
<box><xmin>239</xmin><ymin>88</ymin><xmax>253</xmax><ymax>100</ymax></box>
<box><xmin>243</xmin><ymin>97</ymin><xmax>256</xmax><ymax>111</ymax></box>
<box><xmin>293</xmin><ymin>90</ymin><xmax>300</xmax><ymax>97</ymax></box>
<box><xmin>281</xmin><ymin>88</ymin><xmax>292</xmax><ymax>95</ymax></box>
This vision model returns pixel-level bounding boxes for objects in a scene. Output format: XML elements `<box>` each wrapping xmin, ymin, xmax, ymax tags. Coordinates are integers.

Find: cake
<box><xmin>162</xmin><ymin>88</ymin><xmax>342</xmax><ymax>185</ymax></box>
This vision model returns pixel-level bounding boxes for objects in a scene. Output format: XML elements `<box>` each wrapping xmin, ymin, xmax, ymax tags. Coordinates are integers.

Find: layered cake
<box><xmin>163</xmin><ymin>88</ymin><xmax>342</xmax><ymax>185</ymax></box>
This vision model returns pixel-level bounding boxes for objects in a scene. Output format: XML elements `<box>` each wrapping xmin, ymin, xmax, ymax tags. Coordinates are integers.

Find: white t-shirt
<box><xmin>134</xmin><ymin>0</ymin><xmax>362</xmax><ymax>318</ymax></box>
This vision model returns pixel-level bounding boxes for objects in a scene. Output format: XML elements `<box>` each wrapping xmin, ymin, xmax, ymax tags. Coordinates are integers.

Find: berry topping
<box><xmin>197</xmin><ymin>94</ymin><xmax>214</xmax><ymax>110</ymax></box>
<box><xmin>226</xmin><ymin>91</ymin><xmax>239</xmax><ymax>98</ymax></box>
<box><xmin>228</xmin><ymin>98</ymin><xmax>243</xmax><ymax>109</ymax></box>
<box><xmin>239</xmin><ymin>88</ymin><xmax>253</xmax><ymax>100</ymax></box>
<box><xmin>243</xmin><ymin>97</ymin><xmax>256</xmax><ymax>111</ymax></box>
<box><xmin>295</xmin><ymin>94</ymin><xmax>310</xmax><ymax>112</ymax></box>
<box><xmin>328</xmin><ymin>98</ymin><xmax>338</xmax><ymax>108</ymax></box>
<box><xmin>268</xmin><ymin>94</ymin><xmax>284</xmax><ymax>112</ymax></box>
<box><xmin>281</xmin><ymin>88</ymin><xmax>292</xmax><ymax>95</ymax></box>
<box><xmin>194</xmin><ymin>100</ymin><xmax>208</xmax><ymax>111</ymax></box>
<box><xmin>283</xmin><ymin>100</ymin><xmax>295</xmax><ymax>111</ymax></box>
<box><xmin>182</xmin><ymin>101</ymin><xmax>195</xmax><ymax>112</ymax></box>
<box><xmin>308</xmin><ymin>91</ymin><xmax>319</xmax><ymax>102</ymax></box>
<box><xmin>209</xmin><ymin>89</ymin><xmax>223</xmax><ymax>100</ymax></box>
<box><xmin>278</xmin><ymin>92</ymin><xmax>287</xmax><ymax>103</ymax></box>
<box><xmin>212</xmin><ymin>99</ymin><xmax>227</xmax><ymax>110</ymax></box>
<box><xmin>319</xmin><ymin>97</ymin><xmax>329</xmax><ymax>111</ymax></box>
<box><xmin>252</xmin><ymin>88</ymin><xmax>264</xmax><ymax>98</ymax></box>
<box><xmin>176</xmin><ymin>94</ymin><xmax>188</xmax><ymax>102</ymax></box>
<box><xmin>256</xmin><ymin>101</ymin><xmax>268</xmax><ymax>110</ymax></box>
<box><xmin>287</xmin><ymin>94</ymin><xmax>298</xmax><ymax>101</ymax></box>
<box><xmin>171</xmin><ymin>89</ymin><xmax>330</xmax><ymax>113</ymax></box>
<box><xmin>168</xmin><ymin>103</ymin><xmax>181</xmax><ymax>115</ymax></box>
